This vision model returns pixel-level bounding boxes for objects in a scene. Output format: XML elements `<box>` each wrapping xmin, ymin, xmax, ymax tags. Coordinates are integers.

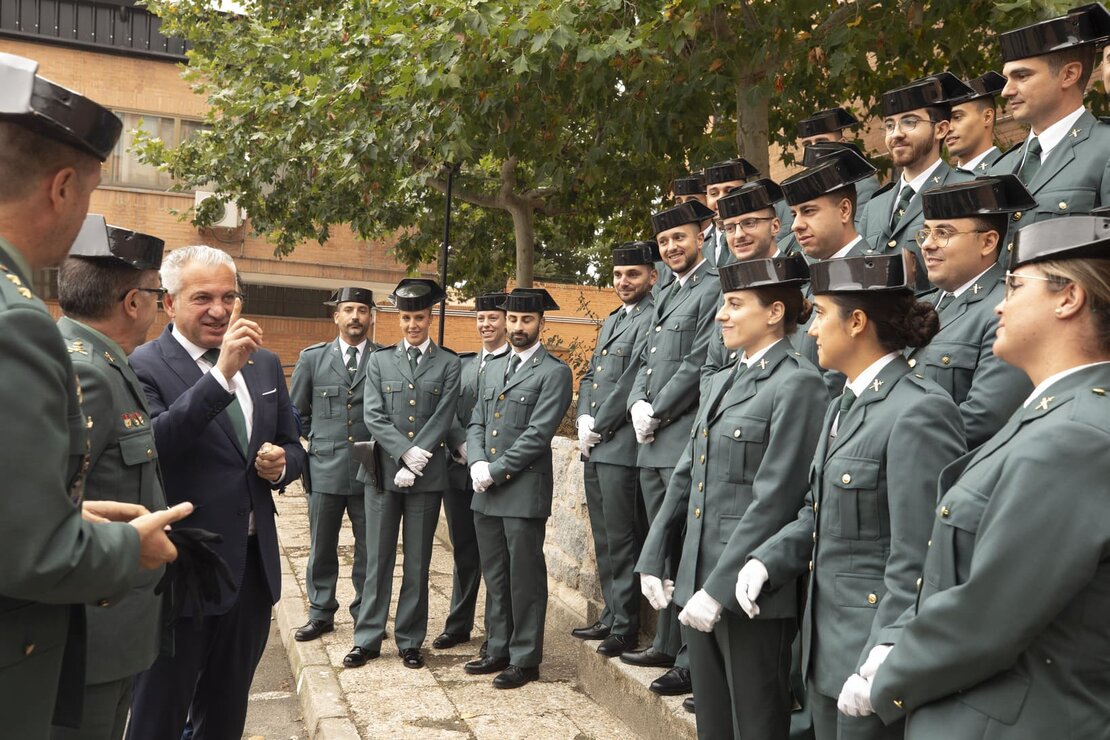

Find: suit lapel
<box><xmin>710</xmin><ymin>341</ymin><xmax>790</xmax><ymax>421</ymax></box>
<box><xmin>890</xmin><ymin>162</ymin><xmax>951</xmax><ymax>240</ymax></box>
<box><xmin>657</xmin><ymin>262</ymin><xmax>708</xmax><ymax>323</ymax></box>
<box><xmin>328</xmin><ymin>341</ymin><xmax>352</xmax><ymax>383</ymax></box>
<box><xmin>940</xmin><ymin>264</ymin><xmax>1003</xmax><ymax>331</ymax></box>
<box><xmin>827</xmin><ymin>357</ymin><xmax>910</xmax><ymax>459</ymax></box>
<box><xmin>1029</xmin><ymin>112</ymin><xmax>1093</xmax><ymax>193</ymax></box>
<box><xmin>414</xmin><ymin>343</ymin><xmax>438</xmax><ymax>381</ymax></box>
<box><xmin>159</xmin><ymin>326</ymin><xmax>243</xmax><ymax>459</ymax></box>
<box><xmin>502</xmin><ymin>345</ymin><xmax>545</xmax><ymax>393</ymax></box>
<box><xmin>393</xmin><ymin>343</ymin><xmax>415</xmax><ymax>382</ymax></box>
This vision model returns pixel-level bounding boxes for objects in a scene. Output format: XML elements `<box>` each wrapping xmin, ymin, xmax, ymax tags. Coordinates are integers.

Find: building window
<box><xmin>103</xmin><ymin>112</ymin><xmax>209</xmax><ymax>191</ymax></box>
<box><xmin>241</xmin><ymin>283</ymin><xmax>334</xmax><ymax>319</ymax></box>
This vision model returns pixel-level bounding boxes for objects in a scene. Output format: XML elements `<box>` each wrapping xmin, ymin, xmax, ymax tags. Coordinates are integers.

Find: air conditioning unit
<box><xmin>194</xmin><ymin>190</ymin><xmax>244</xmax><ymax>229</ymax></box>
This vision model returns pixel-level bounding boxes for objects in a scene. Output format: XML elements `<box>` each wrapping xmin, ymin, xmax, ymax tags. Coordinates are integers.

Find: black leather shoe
<box><xmin>596</xmin><ymin>634</ymin><xmax>636</xmax><ymax>657</ymax></box>
<box><xmin>570</xmin><ymin>621</ymin><xmax>611</xmax><ymax>640</ymax></box>
<box><xmin>492</xmin><ymin>665</ymin><xmax>539</xmax><ymax>689</ymax></box>
<box><xmin>650</xmin><ymin>666</ymin><xmax>692</xmax><ymax>696</ymax></box>
<box><xmin>432</xmin><ymin>632</ymin><xmax>471</xmax><ymax>649</ymax></box>
<box><xmin>294</xmin><ymin>619</ymin><xmax>334</xmax><ymax>642</ymax></box>
<box><xmin>682</xmin><ymin>696</ymin><xmax>695</xmax><ymax>714</ymax></box>
<box><xmin>342</xmin><ymin>646</ymin><xmax>381</xmax><ymax>668</ymax></box>
<box><xmin>399</xmin><ymin>647</ymin><xmax>424</xmax><ymax>669</ymax></box>
<box><xmin>464</xmin><ymin>655</ymin><xmax>510</xmax><ymax>675</ymax></box>
<box><xmin>619</xmin><ymin>647</ymin><xmax>676</xmax><ymax>668</ymax></box>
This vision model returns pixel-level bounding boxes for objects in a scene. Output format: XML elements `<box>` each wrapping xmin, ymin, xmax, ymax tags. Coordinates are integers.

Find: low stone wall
<box><xmin>545</xmin><ymin>437</ymin><xmax>605</xmax><ymax>618</ymax></box>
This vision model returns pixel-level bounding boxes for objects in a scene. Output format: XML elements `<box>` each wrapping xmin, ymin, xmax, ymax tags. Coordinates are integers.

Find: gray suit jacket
<box><xmin>468</xmin><ymin>344</ymin><xmax>573</xmax><ymax>519</ymax></box>
<box><xmin>363</xmin><ymin>342</ymin><xmax>460</xmax><ymax>493</ymax></box>
<box><xmin>872</xmin><ymin>365</ymin><xmax>1110</xmax><ymax>739</ymax></box>
<box><xmin>447</xmin><ymin>350</ymin><xmax>506</xmax><ymax>489</ymax></box>
<box><xmin>753</xmin><ymin>358</ymin><xmax>965</xmax><ymax>697</ymax></box>
<box><xmin>290</xmin><ymin>338</ymin><xmax>380</xmax><ymax>494</ymax></box>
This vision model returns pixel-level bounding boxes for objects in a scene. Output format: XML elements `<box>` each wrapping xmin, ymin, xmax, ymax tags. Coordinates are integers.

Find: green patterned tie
<box><xmin>201</xmin><ymin>349</ymin><xmax>249</xmax><ymax>454</ymax></box>
<box><xmin>346</xmin><ymin>345</ymin><xmax>358</xmax><ymax>374</ymax></box>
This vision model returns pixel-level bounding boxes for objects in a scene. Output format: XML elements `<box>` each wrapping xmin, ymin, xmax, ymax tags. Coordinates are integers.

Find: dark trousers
<box><xmin>353</xmin><ymin>488</ymin><xmax>442</xmax><ymax>651</ymax></box>
<box><xmin>639</xmin><ymin>466</ymin><xmax>685</xmax><ymax>666</ymax></box>
<box><xmin>305</xmin><ymin>491</ymin><xmax>367</xmax><ymax>623</ymax></box>
<box><xmin>441</xmin><ymin>485</ymin><xmax>485</xmax><ymax>637</ymax></box>
<box><xmin>583</xmin><ymin>461</ymin><xmax>644</xmax><ymax>636</ymax></box>
<box><xmin>809</xmin><ymin>681</ymin><xmax>904</xmax><ymax>740</ymax></box>
<box><xmin>473</xmin><ymin>512</ymin><xmax>547</xmax><ymax>668</ymax></box>
<box><xmin>125</xmin><ymin>538</ymin><xmax>272</xmax><ymax>740</ymax></box>
<box><xmin>683</xmin><ymin>614</ymin><xmax>795</xmax><ymax>740</ymax></box>
<box><xmin>51</xmin><ymin>676</ymin><xmax>133</xmax><ymax>740</ymax></box>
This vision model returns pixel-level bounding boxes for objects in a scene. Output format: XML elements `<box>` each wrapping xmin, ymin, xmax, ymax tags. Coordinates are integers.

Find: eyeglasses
<box><xmin>120</xmin><ymin>286</ymin><xmax>168</xmax><ymax>301</ymax></box>
<box><xmin>914</xmin><ymin>228</ymin><xmax>988</xmax><ymax>248</ymax></box>
<box><xmin>721</xmin><ymin>217</ymin><xmax>775</xmax><ymax>236</ymax></box>
<box><xmin>883</xmin><ymin>117</ymin><xmax>940</xmax><ymax>135</ymax></box>
<box><xmin>1001</xmin><ymin>271</ymin><xmax>1068</xmax><ymax>298</ymax></box>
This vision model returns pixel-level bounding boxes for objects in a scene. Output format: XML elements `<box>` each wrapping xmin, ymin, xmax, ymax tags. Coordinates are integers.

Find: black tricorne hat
<box><xmin>717</xmin><ymin>179</ymin><xmax>784</xmax><ymax>220</ymax></box>
<box><xmin>499</xmin><ymin>288</ymin><xmax>559</xmax><ymax>314</ymax></box>
<box><xmin>781</xmin><ymin>148</ymin><xmax>877</xmax><ymax>206</ymax></box>
<box><xmin>324</xmin><ymin>286</ymin><xmax>375</xmax><ymax>307</ymax></box>
<box><xmin>672</xmin><ymin>174</ymin><xmax>706</xmax><ymax>196</ymax></box>
<box><xmin>1009</xmin><ymin>215</ymin><xmax>1110</xmax><ymax>270</ymax></box>
<box><xmin>389</xmin><ymin>278</ymin><xmax>446</xmax><ymax>311</ymax></box>
<box><xmin>796</xmin><ymin>107</ymin><xmax>859</xmax><ymax>139</ymax></box>
<box><xmin>651</xmin><ymin>201</ymin><xmax>715</xmax><ymax>235</ymax></box>
<box><xmin>475</xmin><ymin>292</ymin><xmax>509</xmax><ymax>312</ymax></box>
<box><xmin>67</xmin><ymin>214</ymin><xmax>164</xmax><ymax>270</ymax></box>
<box><xmin>719</xmin><ymin>255</ymin><xmax>810</xmax><ymax>293</ymax></box>
<box><xmin>0</xmin><ymin>52</ymin><xmax>122</xmax><ymax>162</ymax></box>
<box><xmin>810</xmin><ymin>251</ymin><xmax>917</xmax><ymax>294</ymax></box>
<box><xmin>801</xmin><ymin>141</ymin><xmax>867</xmax><ymax>168</ymax></box>
<box><xmin>948</xmin><ymin>71</ymin><xmax>1007</xmax><ymax>104</ymax></box>
<box><xmin>880</xmin><ymin>73</ymin><xmax>974</xmax><ymax>117</ymax></box>
<box><xmin>922</xmin><ymin>176</ymin><xmax>1037</xmax><ymax>219</ymax></box>
<box><xmin>1000</xmin><ymin>3</ymin><xmax>1110</xmax><ymax>62</ymax></box>
<box><xmin>704</xmin><ymin>158</ymin><xmax>761</xmax><ymax>185</ymax></box>
<box><xmin>613</xmin><ymin>241</ymin><xmax>660</xmax><ymax>266</ymax></box>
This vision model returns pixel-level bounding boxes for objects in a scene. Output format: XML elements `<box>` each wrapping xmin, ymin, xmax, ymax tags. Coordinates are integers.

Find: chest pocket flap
<box><xmin>482</xmin><ymin>387</ymin><xmax>496</xmax><ymax>401</ymax></box>
<box><xmin>119</xmin><ymin>431</ymin><xmax>158</xmax><ymax>466</ymax></box>
<box><xmin>923</xmin><ymin>341</ymin><xmax>977</xmax><ymax>371</ymax></box>
<box><xmin>826</xmin><ymin>456</ymin><xmax>882</xmax><ymax>540</ymax></box>
<box><xmin>380</xmin><ymin>381</ymin><xmax>400</xmax><ymax>394</ymax></box>
<box><xmin>718</xmin><ymin>415</ymin><xmax>769</xmax><ymax>444</ymax></box>
<box><xmin>827</xmin><ymin>456</ymin><xmax>881</xmax><ymax>490</ymax></box>
<box><xmin>937</xmin><ymin>486</ymin><xmax>988</xmax><ymax>534</ymax></box>
<box><xmin>318</xmin><ymin>385</ymin><xmax>340</xmax><ymax>398</ymax></box>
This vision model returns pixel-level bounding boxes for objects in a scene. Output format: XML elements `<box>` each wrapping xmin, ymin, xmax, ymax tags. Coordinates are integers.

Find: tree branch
<box><xmin>424</xmin><ymin>175</ymin><xmax>503</xmax><ymax>210</ymax></box>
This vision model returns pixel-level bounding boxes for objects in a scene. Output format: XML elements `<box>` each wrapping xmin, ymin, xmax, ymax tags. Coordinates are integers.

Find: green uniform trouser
<box><xmin>306</xmin><ymin>491</ymin><xmax>367</xmax><ymax>623</ymax></box>
<box><xmin>441</xmin><ymin>485</ymin><xmax>485</xmax><ymax>637</ymax></box>
<box><xmin>583</xmin><ymin>461</ymin><xmax>644</xmax><ymax>637</ymax></box>
<box><xmin>353</xmin><ymin>488</ymin><xmax>442</xmax><ymax>651</ymax></box>
<box><xmin>639</xmin><ymin>466</ymin><xmax>686</xmax><ymax>666</ymax></box>
<box><xmin>682</xmin><ymin>615</ymin><xmax>795</xmax><ymax>740</ymax></box>
<box><xmin>473</xmin><ymin>512</ymin><xmax>547</xmax><ymax>668</ymax></box>
<box><xmin>808</xmin><ymin>681</ymin><xmax>903</xmax><ymax>740</ymax></box>
<box><xmin>50</xmin><ymin>676</ymin><xmax>133</xmax><ymax>740</ymax></box>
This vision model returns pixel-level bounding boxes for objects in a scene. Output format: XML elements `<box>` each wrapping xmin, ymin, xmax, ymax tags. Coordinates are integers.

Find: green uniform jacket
<box><xmin>467</xmin><ymin>345</ymin><xmax>573</xmax><ymax>519</ymax></box>
<box><xmin>289</xmin><ymin>338</ymin><xmax>380</xmax><ymax>494</ymax></box>
<box><xmin>0</xmin><ymin>241</ymin><xmax>139</xmax><ymax>731</ymax></box>
<box><xmin>58</xmin><ymin>317</ymin><xmax>167</xmax><ymax>685</ymax></box>
<box><xmin>363</xmin><ymin>342</ymin><xmax>460</xmax><ymax>494</ymax></box>
<box><xmin>871</xmin><ymin>365</ymin><xmax>1110</xmax><ymax>739</ymax></box>
<box><xmin>858</xmin><ymin>160</ymin><xmax>970</xmax><ymax>289</ymax></box>
<box><xmin>638</xmin><ymin>341</ymin><xmax>827</xmax><ymax>617</ymax></box>
<box><xmin>702</xmin><ymin>226</ymin><xmax>734</xmax><ymax>270</ymax></box>
<box><xmin>957</xmin><ymin>147</ymin><xmax>1003</xmax><ymax>177</ymax></box>
<box><xmin>753</xmin><ymin>358</ymin><xmax>966</xmax><ymax>698</ymax></box>
<box><xmin>990</xmin><ymin>110</ymin><xmax>1110</xmax><ymax>243</ymax></box>
<box><xmin>578</xmin><ymin>297</ymin><xmax>654</xmax><ymax>465</ymax></box>
<box><xmin>908</xmin><ymin>263</ymin><xmax>1031</xmax><ymax>448</ymax></box>
<box><xmin>446</xmin><ymin>351</ymin><xmax>479</xmax><ymax>489</ymax></box>
<box><xmin>628</xmin><ymin>261</ymin><xmax>722</xmax><ymax>468</ymax></box>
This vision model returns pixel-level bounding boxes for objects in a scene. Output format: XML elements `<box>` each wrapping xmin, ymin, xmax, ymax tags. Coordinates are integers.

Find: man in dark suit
<box><xmin>289</xmin><ymin>286</ymin><xmax>380</xmax><ymax>642</ymax></box>
<box><xmin>126</xmin><ymin>245</ymin><xmax>305</xmax><ymax>739</ymax></box>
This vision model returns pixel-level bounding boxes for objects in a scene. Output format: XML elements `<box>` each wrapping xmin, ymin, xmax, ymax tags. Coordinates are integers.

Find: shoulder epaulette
<box><xmin>1099</xmin><ymin>116</ymin><xmax>1110</xmax><ymax>125</ymax></box>
<box><xmin>1000</xmin><ymin>140</ymin><xmax>1025</xmax><ymax>157</ymax></box>
<box><xmin>1070</xmin><ymin>387</ymin><xmax>1110</xmax><ymax>428</ymax></box>
<box><xmin>458</xmin><ymin>351</ymin><xmax>478</xmax><ymax>359</ymax></box>
<box><xmin>872</xmin><ymin>181</ymin><xmax>896</xmax><ymax>198</ymax></box>
<box><xmin>373</xmin><ymin>343</ymin><xmax>396</xmax><ymax>353</ymax></box>
<box><xmin>438</xmin><ymin>345</ymin><xmax>459</xmax><ymax>356</ymax></box>
<box><xmin>301</xmin><ymin>341</ymin><xmax>328</xmax><ymax>353</ymax></box>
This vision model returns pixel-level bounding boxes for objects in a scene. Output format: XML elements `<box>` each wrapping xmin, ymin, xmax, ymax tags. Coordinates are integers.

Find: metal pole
<box><xmin>438</xmin><ymin>162</ymin><xmax>456</xmax><ymax>345</ymax></box>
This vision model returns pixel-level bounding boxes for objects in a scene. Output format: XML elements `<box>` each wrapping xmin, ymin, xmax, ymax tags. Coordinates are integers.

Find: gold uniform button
<box><xmin>729</xmin><ymin>352</ymin><xmax>737</xmax><ymax>360</ymax></box>
<box><xmin>808</xmin><ymin>560</ymin><xmax>814</xmax><ymax>572</ymax></box>
<box><xmin>888</xmin><ymin>240</ymin><xmax>897</xmax><ymax>248</ymax></box>
<box><xmin>867</xmin><ymin>593</ymin><xmax>878</xmax><ymax>605</ymax></box>
<box><xmin>492</xmin><ymin>430</ymin><xmax>498</xmax><ymax>437</ymax></box>
<box><xmin>347</xmin><ymin>420</ymin><xmax>352</xmax><ymax>426</ymax></box>
<box><xmin>812</xmin><ymin>531</ymin><xmax>817</xmax><ymax>542</ymax></box>
<box><xmin>697</xmin><ymin>482</ymin><xmax>703</xmax><ymax>492</ymax></box>
<box><xmin>941</xmin><ymin>355</ymin><xmax>951</xmax><ymax>365</ymax></box>
<box><xmin>733</xmin><ymin>429</ymin><xmax>741</xmax><ymax>438</ymax></box>
<box><xmin>348</xmin><ymin>390</ymin><xmax>354</xmax><ymax>396</ymax></box>
<box><xmin>407</xmin><ymin>432</ymin><xmax>414</xmax><ymax>438</ymax></box>
<box><xmin>841</xmin><ymin>473</ymin><xmax>852</xmax><ymax>485</ymax></box>
<box><xmin>498</xmin><ymin>394</ymin><xmax>505</xmax><ymax>401</ymax></box>
<box><xmin>694</xmin><ymin>508</ymin><xmax>701</xmax><ymax>518</ymax></box>
<box><xmin>699</xmin><ymin>455</ymin><xmax>705</xmax><ymax>464</ymax></box>
<box><xmin>907</xmin><ymin>358</ymin><xmax>917</xmax><ymax>368</ymax></box>
<box><xmin>650</xmin><ymin>347</ymin><xmax>657</xmax><ymax>353</ymax></box>
<box><xmin>347</xmin><ymin>403</ymin><xmax>353</xmax><ymax>409</ymax></box>
<box><xmin>916</xmin><ymin>577</ymin><xmax>923</xmax><ymax>591</ymax></box>
<box><xmin>927</xmin><ymin>539</ymin><xmax>932</xmax><ymax>547</ymax></box>
<box><xmin>409</xmin><ymin>399</ymin><xmax>416</xmax><ymax>406</ymax></box>
<box><xmin>593</xmin><ymin>383</ymin><xmax>598</xmax><ymax>389</ymax></box>
<box><xmin>1058</xmin><ymin>201</ymin><xmax>1068</xmax><ymax>210</ymax></box>
<box><xmin>490</xmin><ymin>447</ymin><xmax>497</xmax><ymax>454</ymax></box>
<box><xmin>23</xmin><ymin>644</ymin><xmax>34</xmax><ymax>656</ymax></box>
<box><xmin>601</xmin><ymin>349</ymin><xmax>608</xmax><ymax>356</ymax></box>
<box><xmin>940</xmin><ymin>506</ymin><xmax>951</xmax><ymax>518</ymax></box>
<box><xmin>591</xmin><ymin>402</ymin><xmax>597</xmax><ymax>408</ymax></box>
<box><xmin>408</xmin><ymin>416</ymin><xmax>415</xmax><ymax>422</ymax></box>
<box><xmin>505</xmin><ymin>474</ymin><xmax>511</xmax><ymax>480</ymax></box>
<box><xmin>97</xmin><ymin>599</ymin><xmax>110</xmax><ymax>608</ymax></box>
<box><xmin>655</xmin><ymin>326</ymin><xmax>662</xmax><ymax>333</ymax></box>
<box><xmin>348</xmin><ymin>436</ymin><xmax>354</xmax><ymax>442</ymax></box>
<box><xmin>494</xmin><ymin>412</ymin><xmax>502</xmax><ymax>419</ymax></box>
<box><xmin>146</xmin><ymin>449</ymin><xmax>153</xmax><ymax>458</ymax></box>
<box><xmin>702</xmin><ymin>429</ymin><xmax>708</xmax><ymax>438</ymax></box>
<box><xmin>409</xmin><ymin>383</ymin><xmax>415</xmax><ymax>389</ymax></box>
<box><xmin>1013</xmin><ymin>211</ymin><xmax>1022</xmax><ymax>222</ymax></box>
<box><xmin>646</xmin><ymin>368</ymin><xmax>653</xmax><ymax>375</ymax></box>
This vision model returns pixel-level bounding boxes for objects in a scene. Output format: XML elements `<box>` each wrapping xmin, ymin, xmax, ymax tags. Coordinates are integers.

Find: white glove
<box><xmin>577</xmin><ymin>415</ymin><xmax>602</xmax><ymax>450</ymax></box>
<box><xmin>678</xmin><ymin>589</ymin><xmax>723</xmax><ymax>632</ymax></box>
<box><xmin>734</xmin><ymin>559</ymin><xmax>769</xmax><ymax>618</ymax></box>
<box><xmin>401</xmin><ymin>446</ymin><xmax>432</xmax><ymax>474</ymax></box>
<box><xmin>837</xmin><ymin>673</ymin><xmax>875</xmax><ymax>717</ymax></box>
<box><xmin>859</xmin><ymin>644</ymin><xmax>893</xmax><ymax>681</ymax></box>
<box><xmin>630</xmin><ymin>401</ymin><xmax>660</xmax><ymax>443</ymax></box>
<box><xmin>640</xmin><ymin>574</ymin><xmax>674</xmax><ymax>611</ymax></box>
<box><xmin>452</xmin><ymin>442</ymin><xmax>468</xmax><ymax>465</ymax></box>
<box><xmin>393</xmin><ymin>467</ymin><xmax>416</xmax><ymax>488</ymax></box>
<box><xmin>470</xmin><ymin>460</ymin><xmax>493</xmax><ymax>493</ymax></box>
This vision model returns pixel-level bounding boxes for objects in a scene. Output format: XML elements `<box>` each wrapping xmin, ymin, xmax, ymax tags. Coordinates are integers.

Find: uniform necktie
<box><xmin>407</xmin><ymin>346</ymin><xmax>421</xmax><ymax>374</ymax></box>
<box><xmin>345</xmin><ymin>345</ymin><xmax>358</xmax><ymax>374</ymax></box>
<box><xmin>659</xmin><ymin>279</ymin><xmax>682</xmax><ymax>314</ymax></box>
<box><xmin>505</xmin><ymin>354</ymin><xmax>522</xmax><ymax>383</ymax></box>
<box><xmin>1018</xmin><ymin>137</ymin><xmax>1042</xmax><ymax>186</ymax></box>
<box><xmin>709</xmin><ymin>361</ymin><xmax>747</xmax><ymax>417</ymax></box>
<box><xmin>614</xmin><ymin>307</ymin><xmax>628</xmax><ymax>328</ymax></box>
<box><xmin>201</xmin><ymin>349</ymin><xmax>249</xmax><ymax>454</ymax></box>
<box><xmin>888</xmin><ymin>185</ymin><xmax>915</xmax><ymax>235</ymax></box>
<box><xmin>839</xmin><ymin>387</ymin><xmax>857</xmax><ymax>415</ymax></box>
<box><xmin>935</xmin><ymin>292</ymin><xmax>955</xmax><ymax>313</ymax></box>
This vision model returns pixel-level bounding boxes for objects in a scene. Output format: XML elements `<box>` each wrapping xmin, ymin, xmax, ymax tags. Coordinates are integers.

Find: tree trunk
<box><xmin>735</xmin><ymin>76</ymin><xmax>771</xmax><ymax>178</ymax></box>
<box><xmin>507</xmin><ymin>204</ymin><xmax>535</xmax><ymax>288</ymax></box>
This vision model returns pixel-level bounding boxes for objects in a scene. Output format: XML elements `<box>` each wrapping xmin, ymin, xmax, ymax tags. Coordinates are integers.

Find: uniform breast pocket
<box><xmin>1034</xmin><ymin>186</ymin><xmax>1095</xmax><ymax>220</ymax></box>
<box><xmin>379</xmin><ymin>380</ymin><xmax>402</xmax><ymax>413</ymax></box>
<box><xmin>607</xmin><ymin>341</ymin><xmax>633</xmax><ymax>374</ymax></box>
<box><xmin>662</xmin><ymin>323</ymin><xmax>693</xmax><ymax>361</ymax></box>
<box><xmin>417</xmin><ymin>382</ymin><xmax>443</xmax><ymax>414</ymax></box>
<box><xmin>834</xmin><ymin>573</ymin><xmax>886</xmax><ymax>610</ymax></box>
<box><xmin>825</xmin><ymin>457</ymin><xmax>883</xmax><ymax>540</ymax></box>
<box><xmin>507</xmin><ymin>389</ymin><xmax>537</xmax><ymax>427</ymax></box>
<box><xmin>921</xmin><ymin>341</ymin><xmax>977</xmax><ymax>399</ymax></box>
<box><xmin>310</xmin><ymin>437</ymin><xmax>335</xmax><ymax>458</ymax></box>
<box><xmin>119</xmin><ymin>431</ymin><xmax>158</xmax><ymax>467</ymax></box>
<box><xmin>317</xmin><ymin>385</ymin><xmax>340</xmax><ymax>417</ymax></box>
<box><xmin>719</xmin><ymin>414</ymin><xmax>768</xmax><ymax>483</ymax></box>
<box><xmin>932</xmin><ymin>483</ymin><xmax>989</xmax><ymax>587</ymax></box>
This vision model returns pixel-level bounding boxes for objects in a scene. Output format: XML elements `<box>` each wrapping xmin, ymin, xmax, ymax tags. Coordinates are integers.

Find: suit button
<box><xmin>498</xmin><ymin>394</ymin><xmax>505</xmax><ymax>401</ymax></box>
<box><xmin>694</xmin><ymin>508</ymin><xmax>701</xmax><ymax>518</ymax></box>
<box><xmin>409</xmin><ymin>384</ymin><xmax>414</xmax><ymax>389</ymax></box>
<box><xmin>348</xmin><ymin>390</ymin><xmax>353</xmax><ymax>396</ymax></box>
<box><xmin>646</xmin><ymin>369</ymin><xmax>653</xmax><ymax>375</ymax></box>
<box><xmin>729</xmin><ymin>352</ymin><xmax>736</xmax><ymax>360</ymax></box>
<box><xmin>409</xmin><ymin>399</ymin><xmax>416</xmax><ymax>406</ymax></box>
<box><xmin>97</xmin><ymin>599</ymin><xmax>110</xmax><ymax>608</ymax></box>
<box><xmin>927</xmin><ymin>539</ymin><xmax>932</xmax><ymax>547</ymax></box>
<box><xmin>146</xmin><ymin>449</ymin><xmax>153</xmax><ymax>457</ymax></box>
<box><xmin>702</xmin><ymin>429</ymin><xmax>708</xmax><ymax>438</ymax></box>
<box><xmin>887</xmin><ymin>240</ymin><xmax>897</xmax><ymax>248</ymax></box>
<box><xmin>808</xmin><ymin>560</ymin><xmax>814</xmax><ymax>572</ymax></box>
<box><xmin>597</xmin><ymin>366</ymin><xmax>602</xmax><ymax>372</ymax></box>
<box><xmin>867</xmin><ymin>593</ymin><xmax>878</xmax><ymax>605</ymax></box>
<box><xmin>841</xmin><ymin>473</ymin><xmax>852</xmax><ymax>485</ymax></box>
<box><xmin>601</xmin><ymin>349</ymin><xmax>608</xmax><ymax>356</ymax></box>
<box><xmin>907</xmin><ymin>358</ymin><xmax>916</xmax><ymax>368</ymax></box>
<box><xmin>916</xmin><ymin>577</ymin><xmax>923</xmax><ymax>591</ymax></box>
<box><xmin>699</xmin><ymin>455</ymin><xmax>705</xmax><ymax>463</ymax></box>
<box><xmin>505</xmin><ymin>474</ymin><xmax>511</xmax><ymax>480</ymax></box>
<box><xmin>347</xmin><ymin>420</ymin><xmax>352</xmax><ymax>426</ymax></box>
<box><xmin>348</xmin><ymin>436</ymin><xmax>354</xmax><ymax>442</ymax></box>
<box><xmin>941</xmin><ymin>355</ymin><xmax>951</xmax><ymax>365</ymax></box>
<box><xmin>490</xmin><ymin>447</ymin><xmax>497</xmax><ymax>454</ymax></box>
<box><xmin>1058</xmin><ymin>201</ymin><xmax>1068</xmax><ymax>210</ymax></box>
<box><xmin>813</xmin><ymin>502</ymin><xmax>818</xmax><ymax>514</ymax></box>
<box><xmin>590</xmin><ymin>402</ymin><xmax>596</xmax><ymax>408</ymax></box>
<box><xmin>23</xmin><ymin>643</ymin><xmax>34</xmax><ymax>656</ymax></box>
<box><xmin>697</xmin><ymin>482</ymin><xmax>703</xmax><ymax>492</ymax></box>
<box><xmin>492</xmin><ymin>430</ymin><xmax>498</xmax><ymax>437</ymax></box>
<box><xmin>655</xmin><ymin>326</ymin><xmax>662</xmax><ymax>332</ymax></box>
<box><xmin>733</xmin><ymin>429</ymin><xmax>741</xmax><ymax>438</ymax></box>
<box><xmin>494</xmin><ymin>412</ymin><xmax>502</xmax><ymax>419</ymax></box>
<box><xmin>812</xmin><ymin>531</ymin><xmax>817</xmax><ymax>542</ymax></box>
<box><xmin>593</xmin><ymin>383</ymin><xmax>598</xmax><ymax>389</ymax></box>
<box><xmin>408</xmin><ymin>416</ymin><xmax>415</xmax><ymax>422</ymax></box>
<box><xmin>347</xmin><ymin>403</ymin><xmax>352</xmax><ymax>409</ymax></box>
<box><xmin>940</xmin><ymin>506</ymin><xmax>951</xmax><ymax>518</ymax></box>
<box><xmin>650</xmin><ymin>347</ymin><xmax>657</xmax><ymax>353</ymax></box>
<box><xmin>1013</xmin><ymin>211</ymin><xmax>1022</xmax><ymax>222</ymax></box>
<box><xmin>407</xmin><ymin>432</ymin><xmax>414</xmax><ymax>439</ymax></box>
